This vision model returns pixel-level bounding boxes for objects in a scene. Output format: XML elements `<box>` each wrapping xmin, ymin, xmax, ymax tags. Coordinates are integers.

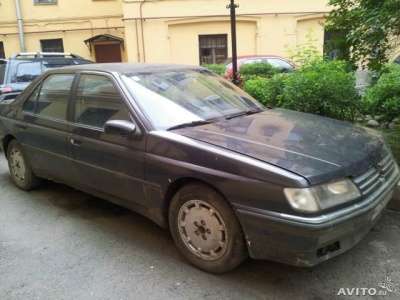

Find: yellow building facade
<box><xmin>122</xmin><ymin>0</ymin><xmax>330</xmax><ymax>65</ymax></box>
<box><xmin>0</xmin><ymin>0</ymin><xmax>125</xmax><ymax>61</ymax></box>
<box><xmin>1</xmin><ymin>0</ymin><xmax>399</xmax><ymax>64</ymax></box>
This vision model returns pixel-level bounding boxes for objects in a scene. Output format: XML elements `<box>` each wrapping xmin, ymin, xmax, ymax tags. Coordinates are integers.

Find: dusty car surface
<box><xmin>0</xmin><ymin>63</ymin><xmax>399</xmax><ymax>273</ymax></box>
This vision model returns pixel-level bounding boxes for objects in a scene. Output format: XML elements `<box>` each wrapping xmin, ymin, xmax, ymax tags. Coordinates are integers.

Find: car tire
<box><xmin>7</xmin><ymin>140</ymin><xmax>41</xmax><ymax>190</ymax></box>
<box><xmin>169</xmin><ymin>183</ymin><xmax>248</xmax><ymax>273</ymax></box>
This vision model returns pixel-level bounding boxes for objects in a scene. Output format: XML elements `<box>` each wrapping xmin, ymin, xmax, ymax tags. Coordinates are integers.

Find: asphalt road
<box><xmin>0</xmin><ymin>153</ymin><xmax>399</xmax><ymax>300</ymax></box>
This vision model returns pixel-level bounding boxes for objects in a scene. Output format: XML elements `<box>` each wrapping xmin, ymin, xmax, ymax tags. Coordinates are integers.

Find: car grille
<box><xmin>353</xmin><ymin>153</ymin><xmax>399</xmax><ymax>199</ymax></box>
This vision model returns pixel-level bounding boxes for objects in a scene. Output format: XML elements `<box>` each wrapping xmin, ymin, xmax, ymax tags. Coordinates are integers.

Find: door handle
<box><xmin>70</xmin><ymin>138</ymin><xmax>82</xmax><ymax>146</ymax></box>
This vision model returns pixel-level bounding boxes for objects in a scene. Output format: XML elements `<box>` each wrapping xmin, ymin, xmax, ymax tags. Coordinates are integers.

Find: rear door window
<box><xmin>22</xmin><ymin>86</ymin><xmax>41</xmax><ymax>113</ymax></box>
<box><xmin>36</xmin><ymin>74</ymin><xmax>74</xmax><ymax>121</ymax></box>
<box><xmin>74</xmin><ymin>74</ymin><xmax>130</xmax><ymax>129</ymax></box>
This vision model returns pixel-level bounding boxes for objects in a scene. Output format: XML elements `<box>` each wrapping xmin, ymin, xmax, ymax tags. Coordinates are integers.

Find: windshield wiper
<box><xmin>225</xmin><ymin>108</ymin><xmax>262</xmax><ymax>120</ymax></box>
<box><xmin>167</xmin><ymin>120</ymin><xmax>212</xmax><ymax>131</ymax></box>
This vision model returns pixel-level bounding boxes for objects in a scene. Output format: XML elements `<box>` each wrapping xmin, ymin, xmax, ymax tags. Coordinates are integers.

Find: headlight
<box><xmin>284</xmin><ymin>179</ymin><xmax>361</xmax><ymax>213</ymax></box>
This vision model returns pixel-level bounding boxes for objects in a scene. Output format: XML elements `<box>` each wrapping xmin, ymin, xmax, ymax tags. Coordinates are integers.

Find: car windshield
<box><xmin>14</xmin><ymin>61</ymin><xmax>42</xmax><ymax>83</ymax></box>
<box><xmin>0</xmin><ymin>60</ymin><xmax>6</xmax><ymax>84</ymax></box>
<box><xmin>122</xmin><ymin>69</ymin><xmax>263</xmax><ymax>130</ymax></box>
<box><xmin>266</xmin><ymin>58</ymin><xmax>293</xmax><ymax>70</ymax></box>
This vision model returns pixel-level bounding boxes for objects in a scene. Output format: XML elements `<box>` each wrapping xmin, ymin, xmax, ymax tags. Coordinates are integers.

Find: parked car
<box><xmin>224</xmin><ymin>55</ymin><xmax>295</xmax><ymax>80</ymax></box>
<box><xmin>0</xmin><ymin>64</ymin><xmax>399</xmax><ymax>274</ymax></box>
<box><xmin>0</xmin><ymin>52</ymin><xmax>92</xmax><ymax>101</ymax></box>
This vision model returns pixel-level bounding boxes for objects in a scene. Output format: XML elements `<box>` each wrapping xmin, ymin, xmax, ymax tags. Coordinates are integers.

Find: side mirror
<box><xmin>104</xmin><ymin>120</ymin><xmax>137</xmax><ymax>137</ymax></box>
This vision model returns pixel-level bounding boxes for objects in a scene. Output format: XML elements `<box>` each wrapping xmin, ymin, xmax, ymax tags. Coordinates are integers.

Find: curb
<box><xmin>388</xmin><ymin>184</ymin><xmax>400</xmax><ymax>211</ymax></box>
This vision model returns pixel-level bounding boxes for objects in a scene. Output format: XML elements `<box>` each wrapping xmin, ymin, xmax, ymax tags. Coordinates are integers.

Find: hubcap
<box><xmin>9</xmin><ymin>148</ymin><xmax>26</xmax><ymax>183</ymax></box>
<box><xmin>178</xmin><ymin>200</ymin><xmax>228</xmax><ymax>261</ymax></box>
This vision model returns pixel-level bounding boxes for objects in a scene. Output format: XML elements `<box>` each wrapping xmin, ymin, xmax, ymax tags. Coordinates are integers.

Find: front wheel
<box><xmin>169</xmin><ymin>183</ymin><xmax>248</xmax><ymax>273</ymax></box>
<box><xmin>7</xmin><ymin>140</ymin><xmax>41</xmax><ymax>190</ymax></box>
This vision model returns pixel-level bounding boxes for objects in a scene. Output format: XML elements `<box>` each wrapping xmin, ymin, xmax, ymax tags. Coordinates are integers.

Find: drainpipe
<box><xmin>139</xmin><ymin>0</ymin><xmax>147</xmax><ymax>62</ymax></box>
<box><xmin>14</xmin><ymin>0</ymin><xmax>26</xmax><ymax>52</ymax></box>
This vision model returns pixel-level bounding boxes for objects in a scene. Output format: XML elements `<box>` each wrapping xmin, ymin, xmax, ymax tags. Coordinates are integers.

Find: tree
<box><xmin>326</xmin><ymin>0</ymin><xmax>400</xmax><ymax>71</ymax></box>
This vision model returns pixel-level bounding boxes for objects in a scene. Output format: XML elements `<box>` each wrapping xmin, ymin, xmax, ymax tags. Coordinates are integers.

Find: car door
<box><xmin>17</xmin><ymin>73</ymin><xmax>75</xmax><ymax>181</ymax></box>
<box><xmin>69</xmin><ymin>72</ymin><xmax>147</xmax><ymax>207</ymax></box>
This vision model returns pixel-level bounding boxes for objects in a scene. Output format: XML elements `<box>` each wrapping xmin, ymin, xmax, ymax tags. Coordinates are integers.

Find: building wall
<box><xmin>122</xmin><ymin>0</ymin><xmax>330</xmax><ymax>64</ymax></box>
<box><xmin>0</xmin><ymin>0</ymin><xmax>125</xmax><ymax>60</ymax></box>
<box><xmin>2</xmin><ymin>0</ymin><xmax>397</xmax><ymax>64</ymax></box>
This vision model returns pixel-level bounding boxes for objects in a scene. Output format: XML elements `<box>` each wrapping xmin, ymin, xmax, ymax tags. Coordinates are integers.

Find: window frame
<box><xmin>70</xmin><ymin>71</ymin><xmax>135</xmax><ymax>132</ymax></box>
<box><xmin>40</xmin><ymin>38</ymin><xmax>64</xmax><ymax>53</ymax></box>
<box><xmin>0</xmin><ymin>42</ymin><xmax>5</xmax><ymax>59</ymax></box>
<box><xmin>21</xmin><ymin>72</ymin><xmax>76</xmax><ymax>123</ymax></box>
<box><xmin>34</xmin><ymin>0</ymin><xmax>58</xmax><ymax>5</ymax></box>
<box><xmin>198</xmin><ymin>34</ymin><xmax>228</xmax><ymax>65</ymax></box>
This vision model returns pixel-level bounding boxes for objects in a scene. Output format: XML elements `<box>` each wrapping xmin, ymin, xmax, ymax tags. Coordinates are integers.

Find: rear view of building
<box><xmin>2</xmin><ymin>0</ymin><xmax>399</xmax><ymax>65</ymax></box>
<box><xmin>0</xmin><ymin>0</ymin><xmax>126</xmax><ymax>62</ymax></box>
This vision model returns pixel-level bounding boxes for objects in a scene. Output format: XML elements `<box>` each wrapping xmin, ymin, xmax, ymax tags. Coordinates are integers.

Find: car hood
<box><xmin>176</xmin><ymin>109</ymin><xmax>386</xmax><ymax>184</ymax></box>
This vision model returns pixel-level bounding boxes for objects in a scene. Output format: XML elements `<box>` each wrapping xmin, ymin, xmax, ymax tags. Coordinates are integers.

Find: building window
<box><xmin>34</xmin><ymin>0</ymin><xmax>57</xmax><ymax>5</ymax></box>
<box><xmin>0</xmin><ymin>42</ymin><xmax>5</xmax><ymax>59</ymax></box>
<box><xmin>324</xmin><ymin>30</ymin><xmax>346</xmax><ymax>60</ymax></box>
<box><xmin>199</xmin><ymin>34</ymin><xmax>228</xmax><ymax>65</ymax></box>
<box><xmin>40</xmin><ymin>39</ymin><xmax>64</xmax><ymax>53</ymax></box>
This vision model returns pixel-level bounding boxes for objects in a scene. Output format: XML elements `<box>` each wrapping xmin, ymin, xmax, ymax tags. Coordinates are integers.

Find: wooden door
<box><xmin>94</xmin><ymin>44</ymin><xmax>122</xmax><ymax>63</ymax></box>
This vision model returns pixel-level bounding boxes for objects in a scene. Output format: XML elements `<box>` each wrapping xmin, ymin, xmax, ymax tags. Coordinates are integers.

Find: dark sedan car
<box><xmin>0</xmin><ymin>64</ymin><xmax>399</xmax><ymax>273</ymax></box>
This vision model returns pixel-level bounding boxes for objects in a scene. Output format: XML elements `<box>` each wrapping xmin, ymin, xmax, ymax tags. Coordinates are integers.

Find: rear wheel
<box><xmin>169</xmin><ymin>183</ymin><xmax>248</xmax><ymax>273</ymax></box>
<box><xmin>7</xmin><ymin>140</ymin><xmax>40</xmax><ymax>190</ymax></box>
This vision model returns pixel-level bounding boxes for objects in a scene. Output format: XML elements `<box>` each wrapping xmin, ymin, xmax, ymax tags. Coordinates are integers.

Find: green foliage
<box><xmin>382</xmin><ymin>125</ymin><xmax>400</xmax><ymax>164</ymax></box>
<box><xmin>243</xmin><ymin>74</ymin><xmax>287</xmax><ymax>107</ymax></box>
<box><xmin>203</xmin><ymin>64</ymin><xmax>226</xmax><ymax>76</ymax></box>
<box><xmin>280</xmin><ymin>60</ymin><xmax>360</xmax><ymax>121</ymax></box>
<box><xmin>244</xmin><ymin>59</ymin><xmax>361</xmax><ymax>121</ymax></box>
<box><xmin>286</xmin><ymin>31</ymin><xmax>322</xmax><ymax>65</ymax></box>
<box><xmin>239</xmin><ymin>63</ymin><xmax>277</xmax><ymax>80</ymax></box>
<box><xmin>326</xmin><ymin>0</ymin><xmax>400</xmax><ymax>72</ymax></box>
<box><xmin>363</xmin><ymin>64</ymin><xmax>400</xmax><ymax>122</ymax></box>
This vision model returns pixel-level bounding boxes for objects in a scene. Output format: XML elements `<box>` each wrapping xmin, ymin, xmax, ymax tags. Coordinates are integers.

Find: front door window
<box><xmin>75</xmin><ymin>74</ymin><xmax>130</xmax><ymax>129</ymax></box>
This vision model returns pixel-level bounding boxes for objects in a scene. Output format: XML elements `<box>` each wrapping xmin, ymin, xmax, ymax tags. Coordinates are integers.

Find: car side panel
<box><xmin>70</xmin><ymin>125</ymin><xmax>148</xmax><ymax>210</ymax></box>
<box><xmin>143</xmin><ymin>132</ymin><xmax>308</xmax><ymax>227</ymax></box>
<box><xmin>18</xmin><ymin>112</ymin><xmax>74</xmax><ymax>181</ymax></box>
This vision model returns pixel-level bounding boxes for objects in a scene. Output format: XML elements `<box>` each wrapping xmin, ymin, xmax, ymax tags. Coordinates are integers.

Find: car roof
<box><xmin>58</xmin><ymin>63</ymin><xmax>202</xmax><ymax>74</ymax></box>
<box><xmin>238</xmin><ymin>55</ymin><xmax>283</xmax><ymax>59</ymax></box>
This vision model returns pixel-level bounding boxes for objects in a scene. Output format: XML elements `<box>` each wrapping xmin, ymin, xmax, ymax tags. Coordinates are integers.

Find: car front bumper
<box><xmin>235</xmin><ymin>170</ymin><xmax>400</xmax><ymax>267</ymax></box>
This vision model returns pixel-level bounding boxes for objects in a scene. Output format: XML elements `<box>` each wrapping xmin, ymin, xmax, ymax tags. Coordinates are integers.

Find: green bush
<box><xmin>363</xmin><ymin>64</ymin><xmax>400</xmax><ymax>122</ymax></box>
<box><xmin>243</xmin><ymin>59</ymin><xmax>360</xmax><ymax>121</ymax></box>
<box><xmin>382</xmin><ymin>125</ymin><xmax>400</xmax><ymax>164</ymax></box>
<box><xmin>240</xmin><ymin>62</ymin><xmax>277</xmax><ymax>80</ymax></box>
<box><xmin>203</xmin><ymin>64</ymin><xmax>226</xmax><ymax>76</ymax></box>
<box><xmin>243</xmin><ymin>74</ymin><xmax>287</xmax><ymax>107</ymax></box>
<box><xmin>280</xmin><ymin>59</ymin><xmax>360</xmax><ymax>121</ymax></box>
